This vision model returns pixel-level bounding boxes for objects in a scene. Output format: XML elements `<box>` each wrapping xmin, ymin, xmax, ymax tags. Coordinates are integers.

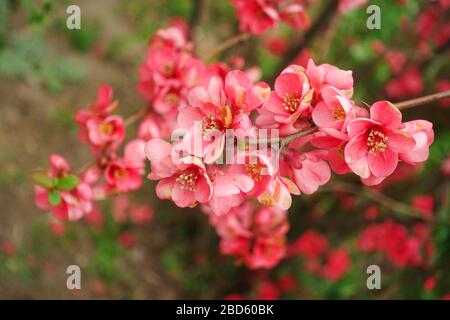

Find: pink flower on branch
<box><xmin>344</xmin><ymin>101</ymin><xmax>416</xmax><ymax>185</ymax></box>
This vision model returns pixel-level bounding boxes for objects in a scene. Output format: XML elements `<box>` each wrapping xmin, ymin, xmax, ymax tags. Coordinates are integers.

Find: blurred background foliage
<box><xmin>0</xmin><ymin>0</ymin><xmax>449</xmax><ymax>299</ymax></box>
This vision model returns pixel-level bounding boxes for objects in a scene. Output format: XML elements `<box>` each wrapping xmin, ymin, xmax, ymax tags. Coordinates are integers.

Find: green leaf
<box><xmin>56</xmin><ymin>175</ymin><xmax>79</xmax><ymax>191</ymax></box>
<box><xmin>48</xmin><ymin>190</ymin><xmax>61</xmax><ymax>206</ymax></box>
<box><xmin>31</xmin><ymin>171</ymin><xmax>54</xmax><ymax>188</ymax></box>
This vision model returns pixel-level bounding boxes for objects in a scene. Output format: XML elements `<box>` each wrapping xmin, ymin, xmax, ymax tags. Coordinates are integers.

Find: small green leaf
<box><xmin>31</xmin><ymin>171</ymin><xmax>54</xmax><ymax>188</ymax></box>
<box><xmin>48</xmin><ymin>190</ymin><xmax>62</xmax><ymax>206</ymax></box>
<box><xmin>56</xmin><ymin>175</ymin><xmax>79</xmax><ymax>191</ymax></box>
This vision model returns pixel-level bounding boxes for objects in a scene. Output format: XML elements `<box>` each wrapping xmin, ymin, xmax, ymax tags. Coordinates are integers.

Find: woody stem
<box><xmin>394</xmin><ymin>90</ymin><xmax>450</xmax><ymax>110</ymax></box>
<box><xmin>124</xmin><ymin>107</ymin><xmax>148</xmax><ymax>127</ymax></box>
<box><xmin>204</xmin><ymin>32</ymin><xmax>251</xmax><ymax>61</ymax></box>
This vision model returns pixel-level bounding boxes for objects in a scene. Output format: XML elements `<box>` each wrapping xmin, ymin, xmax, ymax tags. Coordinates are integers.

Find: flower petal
<box><xmin>387</xmin><ymin>130</ymin><xmax>416</xmax><ymax>153</ymax></box>
<box><xmin>274</xmin><ymin>72</ymin><xmax>303</xmax><ymax>97</ymax></box>
<box><xmin>367</xmin><ymin>148</ymin><xmax>398</xmax><ymax>177</ymax></box>
<box><xmin>370</xmin><ymin>101</ymin><xmax>402</xmax><ymax>129</ymax></box>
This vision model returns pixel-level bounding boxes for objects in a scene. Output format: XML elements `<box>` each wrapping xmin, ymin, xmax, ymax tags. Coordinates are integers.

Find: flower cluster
<box><xmin>371</xmin><ymin>1</ymin><xmax>450</xmax><ymax>101</ymax></box>
<box><xmin>32</xmin><ymin>18</ymin><xmax>438</xmax><ymax>272</ymax></box>
<box><xmin>231</xmin><ymin>0</ymin><xmax>310</xmax><ymax>35</ymax></box>
<box><xmin>145</xmin><ymin>58</ymin><xmax>434</xmax><ymax>216</ymax></box>
<box><xmin>208</xmin><ymin>203</ymin><xmax>289</xmax><ymax>269</ymax></box>
<box><xmin>137</xmin><ymin>19</ymin><xmax>212</xmax><ymax>138</ymax></box>
<box><xmin>289</xmin><ymin>230</ymin><xmax>351</xmax><ymax>281</ymax></box>
<box><xmin>231</xmin><ymin>0</ymin><xmax>368</xmax><ymax>35</ymax></box>
<box><xmin>33</xmin><ymin>85</ymin><xmax>146</xmax><ymax>221</ymax></box>
<box><xmin>357</xmin><ymin>221</ymin><xmax>433</xmax><ymax>268</ymax></box>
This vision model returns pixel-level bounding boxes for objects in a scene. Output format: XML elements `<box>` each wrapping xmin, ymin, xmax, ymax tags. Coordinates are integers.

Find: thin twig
<box><xmin>395</xmin><ymin>90</ymin><xmax>450</xmax><ymax>110</ymax></box>
<box><xmin>204</xmin><ymin>32</ymin><xmax>251</xmax><ymax>61</ymax></box>
<box><xmin>124</xmin><ymin>107</ymin><xmax>148</xmax><ymax>127</ymax></box>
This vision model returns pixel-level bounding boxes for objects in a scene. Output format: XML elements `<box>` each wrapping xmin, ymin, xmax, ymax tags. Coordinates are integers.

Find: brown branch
<box><xmin>395</xmin><ymin>90</ymin><xmax>450</xmax><ymax>110</ymax></box>
<box><xmin>204</xmin><ymin>32</ymin><xmax>251</xmax><ymax>61</ymax></box>
<box><xmin>124</xmin><ymin>107</ymin><xmax>148</xmax><ymax>127</ymax></box>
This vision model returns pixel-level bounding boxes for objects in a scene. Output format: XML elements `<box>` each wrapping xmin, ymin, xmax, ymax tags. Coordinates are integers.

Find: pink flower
<box><xmin>75</xmin><ymin>84</ymin><xmax>116</xmax><ymax>121</ymax></box>
<box><xmin>34</xmin><ymin>154</ymin><xmax>93</xmax><ymax>221</ymax></box>
<box><xmin>85</xmin><ymin>205</ymin><xmax>104</xmax><ymax>227</ymax></box>
<box><xmin>117</xmin><ymin>232</ymin><xmax>136</xmax><ymax>248</ymax></box>
<box><xmin>178</xmin><ymin>77</ymin><xmax>252</xmax><ymax>163</ymax></box>
<box><xmin>145</xmin><ymin>139</ymin><xmax>213</xmax><ymax>208</ymax></box>
<box><xmin>279</xmin><ymin>3</ymin><xmax>310</xmax><ymax>30</ymax></box>
<box><xmin>277</xmin><ymin>275</ymin><xmax>297</xmax><ymax>292</ymax></box>
<box><xmin>338</xmin><ymin>0</ymin><xmax>368</xmax><ymax>13</ymax></box>
<box><xmin>104</xmin><ymin>139</ymin><xmax>146</xmax><ymax>192</ymax></box>
<box><xmin>311</xmin><ymin>86</ymin><xmax>361</xmax><ymax>131</ymax></box>
<box><xmin>401</xmin><ymin>67</ymin><xmax>424</xmax><ymax>97</ymax></box>
<box><xmin>306</xmin><ymin>59</ymin><xmax>354</xmax><ymax>98</ymax></box>
<box><xmin>113</xmin><ymin>195</ymin><xmax>130</xmax><ymax>223</ymax></box>
<box><xmin>264</xmin><ymin>36</ymin><xmax>288</xmax><ymax>56</ymax></box>
<box><xmin>412</xmin><ymin>195</ymin><xmax>434</xmax><ymax>219</ymax></box>
<box><xmin>344</xmin><ymin>101</ymin><xmax>416</xmax><ymax>184</ymax></box>
<box><xmin>231</xmin><ymin>0</ymin><xmax>279</xmax><ymax>35</ymax></box>
<box><xmin>357</xmin><ymin>221</ymin><xmax>428</xmax><ymax>268</ymax></box>
<box><xmin>137</xmin><ymin>34</ymin><xmax>210</xmax><ymax>115</ymax></box>
<box><xmin>2</xmin><ymin>241</ymin><xmax>15</xmax><ymax>257</ymax></box>
<box><xmin>320</xmin><ymin>248</ymin><xmax>351</xmax><ymax>281</ymax></box>
<box><xmin>424</xmin><ymin>276</ymin><xmax>436</xmax><ymax>292</ymax></box>
<box><xmin>257</xmin><ymin>175</ymin><xmax>300</xmax><ymax>210</ymax></box>
<box><xmin>256</xmin><ymin>282</ymin><xmax>280</xmax><ymax>300</ymax></box>
<box><xmin>49</xmin><ymin>218</ymin><xmax>66</xmax><ymax>236</ymax></box>
<box><xmin>399</xmin><ymin>120</ymin><xmax>434</xmax><ymax>165</ymax></box>
<box><xmin>247</xmin><ymin>207</ymin><xmax>289</xmax><ymax>269</ymax></box>
<box><xmin>207</xmin><ymin>166</ymin><xmax>254</xmax><ymax>215</ymax></box>
<box><xmin>130</xmin><ymin>205</ymin><xmax>154</xmax><ymax>224</ymax></box>
<box><xmin>150</xmin><ymin>19</ymin><xmax>191</xmax><ymax>50</ymax></box>
<box><xmin>75</xmin><ymin>85</ymin><xmax>119</xmax><ymax>151</ymax></box>
<box><xmin>385</xmin><ymin>50</ymin><xmax>406</xmax><ymax>75</ymax></box>
<box><xmin>224</xmin><ymin>70</ymin><xmax>270</xmax><ymax>112</ymax></box>
<box><xmin>86</xmin><ymin>115</ymin><xmax>125</xmax><ymax>152</ymax></box>
<box><xmin>439</xmin><ymin>0</ymin><xmax>450</xmax><ymax>10</ymax></box>
<box><xmin>289</xmin><ymin>230</ymin><xmax>329</xmax><ymax>258</ymax></box>
<box><xmin>325</xmin><ymin>141</ymin><xmax>351</xmax><ymax>175</ymax></box>
<box><xmin>283</xmin><ymin>149</ymin><xmax>331</xmax><ymax>194</ymax></box>
<box><xmin>209</xmin><ymin>204</ymin><xmax>288</xmax><ymax>269</ymax></box>
<box><xmin>257</xmin><ymin>65</ymin><xmax>313</xmax><ymax>127</ymax></box>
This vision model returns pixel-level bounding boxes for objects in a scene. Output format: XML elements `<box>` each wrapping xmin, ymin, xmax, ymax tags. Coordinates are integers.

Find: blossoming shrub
<box><xmin>26</xmin><ymin>0</ymin><xmax>450</xmax><ymax>299</ymax></box>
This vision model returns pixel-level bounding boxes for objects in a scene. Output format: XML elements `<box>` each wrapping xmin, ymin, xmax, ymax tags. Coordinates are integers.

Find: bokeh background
<box><xmin>0</xmin><ymin>0</ymin><xmax>449</xmax><ymax>299</ymax></box>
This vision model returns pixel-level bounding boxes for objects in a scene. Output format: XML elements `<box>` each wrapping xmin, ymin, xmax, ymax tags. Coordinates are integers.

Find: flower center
<box><xmin>201</xmin><ymin>114</ymin><xmax>223</xmax><ymax>136</ymax></box>
<box><xmin>164</xmin><ymin>92</ymin><xmax>179</xmax><ymax>106</ymax></box>
<box><xmin>114</xmin><ymin>168</ymin><xmax>128</xmax><ymax>180</ymax></box>
<box><xmin>282</xmin><ymin>91</ymin><xmax>301</xmax><ymax>113</ymax></box>
<box><xmin>245</xmin><ymin>162</ymin><xmax>263</xmax><ymax>182</ymax></box>
<box><xmin>176</xmin><ymin>169</ymin><xmax>199</xmax><ymax>191</ymax></box>
<box><xmin>367</xmin><ymin>129</ymin><xmax>389</xmax><ymax>154</ymax></box>
<box><xmin>98</xmin><ymin>122</ymin><xmax>114</xmax><ymax>134</ymax></box>
<box><xmin>162</xmin><ymin>63</ymin><xmax>174</xmax><ymax>77</ymax></box>
<box><xmin>332</xmin><ymin>105</ymin><xmax>346</xmax><ymax>120</ymax></box>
